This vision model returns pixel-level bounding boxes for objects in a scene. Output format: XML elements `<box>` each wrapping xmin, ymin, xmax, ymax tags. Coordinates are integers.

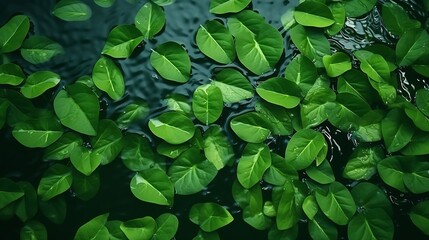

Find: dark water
<box><xmin>0</xmin><ymin>0</ymin><xmax>428</xmax><ymax>239</ymax></box>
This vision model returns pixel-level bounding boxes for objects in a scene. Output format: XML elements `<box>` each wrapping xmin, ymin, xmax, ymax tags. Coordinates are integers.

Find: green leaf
<box><xmin>343</xmin><ymin>145</ymin><xmax>384</xmax><ymax>180</ymax></box>
<box><xmin>344</xmin><ymin>0</ymin><xmax>376</xmax><ymax>17</ymax></box>
<box><xmin>285</xmin><ymin>129</ymin><xmax>327</xmax><ymax>170</ymax></box>
<box><xmin>102</xmin><ymin>25</ymin><xmax>144</xmax><ymax>58</ymax></box>
<box><xmin>150</xmin><ymin>41</ymin><xmax>191</xmax><ymax>83</ymax></box>
<box><xmin>210</xmin><ymin>68</ymin><xmax>253</xmax><ymax>103</ymax></box>
<box><xmin>409</xmin><ymin>200</ymin><xmax>429</xmax><ymax>236</ymax></box>
<box><xmin>12</xmin><ymin>114</ymin><xmax>63</xmax><ymax>148</ymax></box>
<box><xmin>168</xmin><ymin>148</ymin><xmax>217</xmax><ymax>195</ymax></box>
<box><xmin>152</xmin><ymin>213</ymin><xmax>179</xmax><ymax>240</ymax></box>
<box><xmin>196</xmin><ymin>20</ymin><xmax>235</xmax><ymax>64</ymax></box>
<box><xmin>268</xmin><ymin>225</ymin><xmax>298</xmax><ymax>240</ymax></box>
<box><xmin>300</xmin><ymin>85</ymin><xmax>336</xmax><ymax>128</ymax></box>
<box><xmin>192</xmin><ymin>84</ymin><xmax>223</xmax><ymax>125</ymax></box>
<box><xmin>94</xmin><ymin>0</ymin><xmax>116</xmax><ymax>8</ymax></box>
<box><xmin>352</xmin><ymin>111</ymin><xmax>384</xmax><ymax>142</ymax></box>
<box><xmin>284</xmin><ymin>55</ymin><xmax>318</xmax><ymax>95</ymax></box>
<box><xmin>116</xmin><ymin>100</ymin><xmax>149</xmax><ymax>128</ymax></box>
<box><xmin>193</xmin><ymin>230</ymin><xmax>220</xmax><ymax>240</ymax></box>
<box><xmin>337</xmin><ymin>69</ymin><xmax>377</xmax><ymax>105</ymax></box>
<box><xmin>306</xmin><ymin>161</ymin><xmax>335</xmax><ymax>184</ymax></box>
<box><xmin>164</xmin><ymin>93</ymin><xmax>192</xmax><ymax>115</ymax></box>
<box><xmin>401</xmin><ymin>131</ymin><xmax>429</xmax><ymax>156</ymax></box>
<box><xmin>227</xmin><ymin>9</ymin><xmax>265</xmax><ymax>36</ymax></box>
<box><xmin>294</xmin><ymin>1</ymin><xmax>335</xmax><ymax>28</ymax></box>
<box><xmin>20</xmin><ymin>221</ymin><xmax>47</xmax><ymax>240</ymax></box>
<box><xmin>382</xmin><ymin>2</ymin><xmax>421</xmax><ymax>36</ymax></box>
<box><xmin>354</xmin><ymin>50</ymin><xmax>390</xmax><ymax>83</ymax></box>
<box><xmin>37</xmin><ymin>164</ymin><xmax>72</xmax><ymax>201</ymax></box>
<box><xmin>281</xmin><ymin>8</ymin><xmax>296</xmax><ymax>32</ymax></box>
<box><xmin>70</xmin><ymin>146</ymin><xmax>102</xmax><ymax>176</ymax></box>
<box><xmin>54</xmin><ymin>83</ymin><xmax>99</xmax><ymax>136</ymax></box>
<box><xmin>315</xmin><ymin>181</ymin><xmax>356</xmax><ymax>225</ymax></box>
<box><xmin>326</xmin><ymin>3</ymin><xmax>346</xmax><ymax>36</ymax></box>
<box><xmin>416</xmin><ymin>88</ymin><xmax>429</xmax><ymax>117</ymax></box>
<box><xmin>237</xmin><ymin>143</ymin><xmax>271</xmax><ymax>189</ymax></box>
<box><xmin>0</xmin><ymin>98</ymin><xmax>8</xmax><ymax>129</ymax></box>
<box><xmin>120</xmin><ymin>217</ymin><xmax>157</xmax><ymax>240</ymax></box>
<box><xmin>74</xmin><ymin>213</ymin><xmax>109</xmax><ymax>240</ymax></box>
<box><xmin>0</xmin><ymin>15</ymin><xmax>30</xmax><ymax>53</ymax></box>
<box><xmin>322</xmin><ymin>52</ymin><xmax>351</xmax><ymax>77</ymax></box>
<box><xmin>255</xmin><ymin>101</ymin><xmax>294</xmax><ymax>136</ymax></box>
<box><xmin>0</xmin><ymin>178</ymin><xmax>24</xmax><ymax>210</ymax></box>
<box><xmin>203</xmin><ymin>125</ymin><xmax>234</xmax><ymax>170</ymax></box>
<box><xmin>152</xmin><ymin>0</ymin><xmax>175</xmax><ymax>6</ymax></box>
<box><xmin>230</xmin><ymin>112</ymin><xmax>271</xmax><ymax>143</ymax></box>
<box><xmin>90</xmin><ymin>119</ymin><xmax>123</xmax><ymax>165</ymax></box>
<box><xmin>72</xmin><ymin>170</ymin><xmax>100</xmax><ymax>201</ymax></box>
<box><xmin>149</xmin><ymin>111</ymin><xmax>195</xmax><ymax>144</ymax></box>
<box><xmin>396</xmin><ymin>29</ymin><xmax>429</xmax><ymax>67</ymax></box>
<box><xmin>327</xmin><ymin>93</ymin><xmax>371</xmax><ymax>131</ymax></box>
<box><xmin>15</xmin><ymin>181</ymin><xmax>38</xmax><ymax>222</ymax></box>
<box><xmin>52</xmin><ymin>0</ymin><xmax>92</xmax><ymax>22</ymax></box>
<box><xmin>121</xmin><ymin>134</ymin><xmax>159</xmax><ymax>171</ymax></box>
<box><xmin>308</xmin><ymin>213</ymin><xmax>338</xmax><ymax>240</ymax></box>
<box><xmin>263</xmin><ymin>152</ymin><xmax>298</xmax><ymax>186</ymax></box>
<box><xmin>276</xmin><ymin>181</ymin><xmax>299</xmax><ymax>230</ymax></box>
<box><xmin>256</xmin><ymin>77</ymin><xmax>301</xmax><ymax>109</ymax></box>
<box><xmin>351</xmin><ymin>182</ymin><xmax>393</xmax><ymax>216</ymax></box>
<box><xmin>92</xmin><ymin>56</ymin><xmax>125</xmax><ymax>100</ymax></box>
<box><xmin>135</xmin><ymin>2</ymin><xmax>166</xmax><ymax>39</ymax></box>
<box><xmin>290</xmin><ymin>25</ymin><xmax>331</xmax><ymax>68</ymax></box>
<box><xmin>302</xmin><ymin>195</ymin><xmax>318</xmax><ymax>220</ymax></box>
<box><xmin>0</xmin><ymin>63</ymin><xmax>25</xmax><ymax>86</ymax></box>
<box><xmin>20</xmin><ymin>36</ymin><xmax>64</xmax><ymax>64</ymax></box>
<box><xmin>130</xmin><ymin>168</ymin><xmax>174</xmax><ymax>206</ymax></box>
<box><xmin>189</xmin><ymin>202</ymin><xmax>234</xmax><ymax>232</ymax></box>
<box><xmin>106</xmin><ymin>220</ymin><xmax>127</xmax><ymax>240</ymax></box>
<box><xmin>39</xmin><ymin>195</ymin><xmax>67</xmax><ymax>224</ymax></box>
<box><xmin>209</xmin><ymin>0</ymin><xmax>251</xmax><ymax>14</ymax></box>
<box><xmin>348</xmin><ymin>209</ymin><xmax>394</xmax><ymax>240</ymax></box>
<box><xmin>43</xmin><ymin>132</ymin><xmax>82</xmax><ymax>161</ymax></box>
<box><xmin>382</xmin><ymin>108</ymin><xmax>415</xmax><ymax>153</ymax></box>
<box><xmin>21</xmin><ymin>71</ymin><xmax>60</xmax><ymax>98</ymax></box>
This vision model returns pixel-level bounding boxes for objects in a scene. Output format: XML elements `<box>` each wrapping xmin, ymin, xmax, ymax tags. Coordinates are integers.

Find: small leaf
<box><xmin>322</xmin><ymin>52</ymin><xmax>351</xmax><ymax>77</ymax></box>
<box><xmin>152</xmin><ymin>213</ymin><xmax>179</xmax><ymax>240</ymax></box>
<box><xmin>120</xmin><ymin>217</ymin><xmax>157</xmax><ymax>240</ymax></box>
<box><xmin>90</xmin><ymin>119</ymin><xmax>123</xmax><ymax>165</ymax></box>
<box><xmin>72</xmin><ymin>170</ymin><xmax>100</xmax><ymax>201</ymax></box>
<box><xmin>20</xmin><ymin>221</ymin><xmax>47</xmax><ymax>240</ymax></box>
<box><xmin>306</xmin><ymin>161</ymin><xmax>335</xmax><ymax>184</ymax></box>
<box><xmin>237</xmin><ymin>143</ymin><xmax>271</xmax><ymax>189</ymax></box>
<box><xmin>192</xmin><ymin>84</ymin><xmax>223</xmax><ymax>125</ymax></box>
<box><xmin>416</xmin><ymin>89</ymin><xmax>429</xmax><ymax>117</ymax></box>
<box><xmin>409</xmin><ymin>200</ymin><xmax>429</xmax><ymax>236</ymax></box>
<box><xmin>276</xmin><ymin>181</ymin><xmax>299</xmax><ymax>230</ymax></box>
<box><xmin>74</xmin><ymin>213</ymin><xmax>109</xmax><ymax>240</ymax></box>
<box><xmin>135</xmin><ymin>2</ymin><xmax>166</xmax><ymax>39</ymax></box>
<box><xmin>230</xmin><ymin>112</ymin><xmax>271</xmax><ymax>143</ymax></box>
<box><xmin>351</xmin><ymin>182</ymin><xmax>393</xmax><ymax>216</ymax></box>
<box><xmin>70</xmin><ymin>146</ymin><xmax>102</xmax><ymax>176</ymax></box>
<box><xmin>348</xmin><ymin>210</ymin><xmax>394</xmax><ymax>240</ymax></box>
<box><xmin>149</xmin><ymin>111</ymin><xmax>195</xmax><ymax>144</ymax></box>
<box><xmin>396</xmin><ymin>29</ymin><xmax>429</xmax><ymax>67</ymax></box>
<box><xmin>326</xmin><ymin>3</ymin><xmax>346</xmax><ymax>36</ymax></box>
<box><xmin>15</xmin><ymin>181</ymin><xmax>38</xmax><ymax>222</ymax></box>
<box><xmin>382</xmin><ymin>108</ymin><xmax>415</xmax><ymax>153</ymax></box>
<box><xmin>210</xmin><ymin>68</ymin><xmax>253</xmax><ymax>103</ymax></box>
<box><xmin>152</xmin><ymin>0</ymin><xmax>175</xmax><ymax>6</ymax></box>
<box><xmin>203</xmin><ymin>125</ymin><xmax>234</xmax><ymax>170</ymax></box>
<box><xmin>256</xmin><ymin>77</ymin><xmax>301</xmax><ymax>109</ymax></box>
<box><xmin>150</xmin><ymin>41</ymin><xmax>191</xmax><ymax>83</ymax></box>
<box><xmin>94</xmin><ymin>0</ymin><xmax>116</xmax><ymax>8</ymax></box>
<box><xmin>210</xmin><ymin>0</ymin><xmax>251</xmax><ymax>14</ymax></box>
<box><xmin>284</xmin><ymin>54</ymin><xmax>318</xmax><ymax>95</ymax></box>
<box><xmin>92</xmin><ymin>56</ymin><xmax>125</xmax><ymax>101</ymax></box>
<box><xmin>255</xmin><ymin>101</ymin><xmax>294</xmax><ymax>136</ymax></box>
<box><xmin>20</xmin><ymin>36</ymin><xmax>64</xmax><ymax>64</ymax></box>
<box><xmin>354</xmin><ymin>50</ymin><xmax>390</xmax><ymax>83</ymax></box>
<box><xmin>294</xmin><ymin>1</ymin><xmax>335</xmax><ymax>28</ymax></box>
<box><xmin>0</xmin><ymin>15</ymin><xmax>30</xmax><ymax>53</ymax></box>
<box><xmin>116</xmin><ymin>100</ymin><xmax>149</xmax><ymax>128</ymax></box>
<box><xmin>308</xmin><ymin>213</ymin><xmax>338</xmax><ymax>240</ymax></box>
<box><xmin>189</xmin><ymin>202</ymin><xmax>234</xmax><ymax>232</ymax></box>
<box><xmin>43</xmin><ymin>132</ymin><xmax>82</xmax><ymax>161</ymax></box>
<box><xmin>343</xmin><ymin>145</ymin><xmax>384</xmax><ymax>180</ymax></box>
<box><xmin>102</xmin><ymin>25</ymin><xmax>144</xmax><ymax>58</ymax></box>
<box><xmin>0</xmin><ymin>63</ymin><xmax>25</xmax><ymax>86</ymax></box>
<box><xmin>121</xmin><ymin>134</ymin><xmax>159</xmax><ymax>171</ymax></box>
<box><xmin>0</xmin><ymin>178</ymin><xmax>24</xmax><ymax>210</ymax></box>
<box><xmin>382</xmin><ymin>2</ymin><xmax>421</xmax><ymax>36</ymax></box>
<box><xmin>52</xmin><ymin>0</ymin><xmax>92</xmax><ymax>22</ymax></box>
<box><xmin>344</xmin><ymin>0</ymin><xmax>376</xmax><ymax>17</ymax></box>
<box><xmin>39</xmin><ymin>196</ymin><xmax>67</xmax><ymax>224</ymax></box>
<box><xmin>37</xmin><ymin>164</ymin><xmax>72</xmax><ymax>201</ymax></box>
<box><xmin>302</xmin><ymin>195</ymin><xmax>318</xmax><ymax>220</ymax></box>
<box><xmin>21</xmin><ymin>71</ymin><xmax>60</xmax><ymax>99</ymax></box>
<box><xmin>130</xmin><ymin>168</ymin><xmax>174</xmax><ymax>206</ymax></box>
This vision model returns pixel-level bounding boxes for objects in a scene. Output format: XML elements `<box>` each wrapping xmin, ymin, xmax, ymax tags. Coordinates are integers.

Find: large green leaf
<box><xmin>284</xmin><ymin>55</ymin><xmax>318</xmax><ymax>95</ymax></box>
<box><xmin>106</xmin><ymin>220</ymin><xmax>127</xmax><ymax>240</ymax></box>
<box><xmin>15</xmin><ymin>181</ymin><xmax>38</xmax><ymax>222</ymax></box>
<box><xmin>315</xmin><ymin>181</ymin><xmax>356</xmax><ymax>225</ymax></box>
<box><xmin>256</xmin><ymin>77</ymin><xmax>301</xmax><ymax>109</ymax></box>
<box><xmin>306</xmin><ymin>160</ymin><xmax>335</xmax><ymax>184</ymax></box>
<box><xmin>94</xmin><ymin>0</ymin><xmax>116</xmax><ymax>8</ymax></box>
<box><xmin>300</xmin><ymin>85</ymin><xmax>336</xmax><ymax>128</ymax></box>
<box><xmin>401</xmin><ymin>131</ymin><xmax>429</xmax><ymax>156</ymax></box>
<box><xmin>130</xmin><ymin>168</ymin><xmax>174</xmax><ymax>206</ymax></box>
<box><xmin>72</xmin><ymin>171</ymin><xmax>100</xmax><ymax>201</ymax></box>
<box><xmin>237</xmin><ymin>143</ymin><xmax>271</xmax><ymax>189</ymax></box>
<box><xmin>416</xmin><ymin>88</ymin><xmax>429</xmax><ymax>117</ymax></box>
<box><xmin>0</xmin><ymin>178</ymin><xmax>24</xmax><ymax>210</ymax></box>
<box><xmin>152</xmin><ymin>213</ymin><xmax>179</xmax><ymax>240</ymax></box>
<box><xmin>210</xmin><ymin>68</ymin><xmax>254</xmax><ymax>103</ymax></box>
<box><xmin>38</xmin><ymin>195</ymin><xmax>67</xmax><ymax>224</ymax></box>
<box><xmin>149</xmin><ymin>111</ymin><xmax>195</xmax><ymax>144</ymax></box>
<box><xmin>210</xmin><ymin>0</ymin><xmax>251</xmax><ymax>14</ymax></box>
<box><xmin>230</xmin><ymin>112</ymin><xmax>271</xmax><ymax>143</ymax></box>
<box><xmin>43</xmin><ymin>132</ymin><xmax>82</xmax><ymax>161</ymax></box>
<box><xmin>121</xmin><ymin>134</ymin><xmax>159</xmax><ymax>171</ymax></box>
<box><xmin>167</xmin><ymin>148</ymin><xmax>217</xmax><ymax>195</ymax></box>
<box><xmin>285</xmin><ymin>129</ymin><xmax>327</xmax><ymax>170</ymax></box>
<box><xmin>116</xmin><ymin>100</ymin><xmax>149</xmax><ymax>128</ymax></box>
<box><xmin>337</xmin><ymin>69</ymin><xmax>377</xmax><ymax>105</ymax></box>
<box><xmin>290</xmin><ymin>25</ymin><xmax>331</xmax><ymax>68</ymax></box>
<box><xmin>308</xmin><ymin>213</ymin><xmax>338</xmax><ymax>240</ymax></box>
<box><xmin>326</xmin><ymin>3</ymin><xmax>346</xmax><ymax>36</ymax></box>
<box><xmin>0</xmin><ymin>15</ymin><xmax>30</xmax><ymax>53</ymax></box>
<box><xmin>70</xmin><ymin>146</ymin><xmax>102</xmax><ymax>176</ymax></box>
<box><xmin>351</xmin><ymin>182</ymin><xmax>393</xmax><ymax>216</ymax></box>
<box><xmin>344</xmin><ymin>0</ymin><xmax>376</xmax><ymax>17</ymax></box>
<box><xmin>20</xmin><ymin>221</ymin><xmax>47</xmax><ymax>240</ymax></box>
<box><xmin>409</xmin><ymin>200</ymin><xmax>429</xmax><ymax>236</ymax></box>
<box><xmin>348</xmin><ymin>210</ymin><xmax>394</xmax><ymax>240</ymax></box>
<box><xmin>164</xmin><ymin>93</ymin><xmax>192</xmax><ymax>115</ymax></box>
<box><xmin>54</xmin><ymin>83</ymin><xmax>99</xmax><ymax>136</ymax></box>
<box><xmin>396</xmin><ymin>29</ymin><xmax>429</xmax><ymax>67</ymax></box>
<box><xmin>276</xmin><ymin>181</ymin><xmax>299</xmax><ymax>230</ymax></box>
<box><xmin>20</xmin><ymin>36</ymin><xmax>64</xmax><ymax>64</ymax></box>
<box><xmin>255</xmin><ymin>101</ymin><xmax>294</xmax><ymax>136</ymax></box>
<box><xmin>263</xmin><ymin>152</ymin><xmax>298</xmax><ymax>186</ymax></box>
<box><xmin>37</xmin><ymin>164</ymin><xmax>72</xmax><ymax>201</ymax></box>
<box><xmin>0</xmin><ymin>63</ymin><xmax>25</xmax><ymax>86</ymax></box>
<box><xmin>192</xmin><ymin>84</ymin><xmax>223</xmax><ymax>125</ymax></box>
<box><xmin>354</xmin><ymin>50</ymin><xmax>390</xmax><ymax>83</ymax></box>
<box><xmin>102</xmin><ymin>25</ymin><xmax>144</xmax><ymax>58</ymax></box>
<box><xmin>322</xmin><ymin>52</ymin><xmax>351</xmax><ymax>77</ymax></box>
<box><xmin>52</xmin><ymin>0</ymin><xmax>92</xmax><ymax>22</ymax></box>
<box><xmin>294</xmin><ymin>1</ymin><xmax>334</xmax><ymax>28</ymax></box>
<box><xmin>196</xmin><ymin>20</ymin><xmax>235</xmax><ymax>64</ymax></box>
<box><xmin>90</xmin><ymin>119</ymin><xmax>123</xmax><ymax>165</ymax></box>
<box><xmin>327</xmin><ymin>93</ymin><xmax>371</xmax><ymax>131</ymax></box>
<box><xmin>74</xmin><ymin>213</ymin><xmax>109</xmax><ymax>240</ymax></box>
<box><xmin>189</xmin><ymin>202</ymin><xmax>234</xmax><ymax>232</ymax></box>
<box><xmin>92</xmin><ymin>56</ymin><xmax>125</xmax><ymax>100</ymax></box>
<box><xmin>21</xmin><ymin>71</ymin><xmax>61</xmax><ymax>99</ymax></box>
<box><xmin>203</xmin><ymin>125</ymin><xmax>234</xmax><ymax>170</ymax></box>
<box><xmin>120</xmin><ymin>217</ymin><xmax>157</xmax><ymax>240</ymax></box>
<box><xmin>150</xmin><ymin>41</ymin><xmax>191</xmax><ymax>83</ymax></box>
<box><xmin>382</xmin><ymin>108</ymin><xmax>415</xmax><ymax>153</ymax></box>
<box><xmin>382</xmin><ymin>2</ymin><xmax>421</xmax><ymax>36</ymax></box>
<box><xmin>343</xmin><ymin>145</ymin><xmax>384</xmax><ymax>180</ymax></box>
<box><xmin>135</xmin><ymin>2</ymin><xmax>166</xmax><ymax>39</ymax></box>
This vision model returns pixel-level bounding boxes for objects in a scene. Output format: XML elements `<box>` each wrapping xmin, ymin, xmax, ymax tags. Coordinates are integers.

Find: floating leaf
<box><xmin>196</xmin><ymin>20</ymin><xmax>235</xmax><ymax>64</ymax></box>
<box><xmin>20</xmin><ymin>221</ymin><xmax>47</xmax><ymax>240</ymax></box>
<box><xmin>306</xmin><ymin>161</ymin><xmax>335</xmax><ymax>184</ymax></box>
<box><xmin>230</xmin><ymin>112</ymin><xmax>271</xmax><ymax>143</ymax></box>
<box><xmin>416</xmin><ymin>89</ymin><xmax>429</xmax><ymax>117</ymax></box>
<box><xmin>401</xmin><ymin>131</ymin><xmax>429</xmax><ymax>156</ymax></box>
<box><xmin>21</xmin><ymin>71</ymin><xmax>60</xmax><ymax>99</ymax></box>
<box><xmin>150</xmin><ymin>42</ymin><xmax>191</xmax><ymax>83</ymax></box>
<box><xmin>294</xmin><ymin>1</ymin><xmax>335</xmax><ymax>28</ymax></box>
<box><xmin>131</xmin><ymin>168</ymin><xmax>173</xmax><ymax>206</ymax></box>
<box><xmin>189</xmin><ymin>202</ymin><xmax>234</xmax><ymax>232</ymax></box>
<box><xmin>351</xmin><ymin>182</ymin><xmax>393</xmax><ymax>216</ymax></box>
<box><xmin>135</xmin><ymin>2</ymin><xmax>166</xmax><ymax>39</ymax></box>
<box><xmin>308</xmin><ymin>213</ymin><xmax>338</xmax><ymax>240</ymax></box>
<box><xmin>322</xmin><ymin>52</ymin><xmax>351</xmax><ymax>77</ymax></box>
<box><xmin>210</xmin><ymin>68</ymin><xmax>253</xmax><ymax>103</ymax></box>
<box><xmin>116</xmin><ymin>100</ymin><xmax>149</xmax><ymax>128</ymax></box>
<box><xmin>72</xmin><ymin>171</ymin><xmax>100</xmax><ymax>201</ymax></box>
<box><xmin>256</xmin><ymin>77</ymin><xmax>301</xmax><ymax>109</ymax></box>
<box><xmin>285</xmin><ymin>55</ymin><xmax>318</xmax><ymax>95</ymax></box>
<box><xmin>15</xmin><ymin>181</ymin><xmax>38</xmax><ymax>222</ymax></box>
<box><xmin>302</xmin><ymin>195</ymin><xmax>318</xmax><ymax>220</ymax></box>
<box><xmin>120</xmin><ymin>217</ymin><xmax>157</xmax><ymax>240</ymax></box>
<box><xmin>0</xmin><ymin>15</ymin><xmax>30</xmax><ymax>53</ymax></box>
<box><xmin>382</xmin><ymin>108</ymin><xmax>415</xmax><ymax>153</ymax></box>
<box><xmin>152</xmin><ymin>0</ymin><xmax>175</xmax><ymax>6</ymax></box>
<box><xmin>337</xmin><ymin>69</ymin><xmax>377</xmax><ymax>105</ymax></box>
<box><xmin>70</xmin><ymin>146</ymin><xmax>102</xmax><ymax>176</ymax></box>
<box><xmin>237</xmin><ymin>143</ymin><xmax>271</xmax><ymax>189</ymax></box>
<box><xmin>152</xmin><ymin>213</ymin><xmax>179</xmax><ymax>240</ymax></box>
<box><xmin>409</xmin><ymin>200</ymin><xmax>429</xmax><ymax>236</ymax></box>
<box><xmin>203</xmin><ymin>125</ymin><xmax>234</xmax><ymax>170</ymax></box>
<box><xmin>192</xmin><ymin>84</ymin><xmax>223</xmax><ymax>125</ymax></box>
<box><xmin>121</xmin><ymin>134</ymin><xmax>160</xmax><ymax>171</ymax></box>
<box><xmin>396</xmin><ymin>29</ymin><xmax>429</xmax><ymax>67</ymax></box>
<box><xmin>0</xmin><ymin>178</ymin><xmax>24</xmax><ymax>210</ymax></box>
<box><xmin>276</xmin><ymin>180</ymin><xmax>299</xmax><ymax>230</ymax></box>
<box><xmin>90</xmin><ymin>119</ymin><xmax>123</xmax><ymax>165</ymax></box>
<box><xmin>43</xmin><ymin>132</ymin><xmax>82</xmax><ymax>161</ymax></box>
<box><xmin>354</xmin><ymin>50</ymin><xmax>390</xmax><ymax>83</ymax></box>
<box><xmin>92</xmin><ymin>56</ymin><xmax>125</xmax><ymax>101</ymax></box>
<box><xmin>348</xmin><ymin>210</ymin><xmax>394</xmax><ymax>240</ymax></box>
<box><xmin>255</xmin><ymin>101</ymin><xmax>294</xmax><ymax>136</ymax></box>
<box><xmin>344</xmin><ymin>0</ymin><xmax>376</xmax><ymax>17</ymax></box>
<box><xmin>263</xmin><ymin>152</ymin><xmax>298</xmax><ymax>186</ymax></box>
<box><xmin>38</xmin><ymin>195</ymin><xmax>67</xmax><ymax>224</ymax></box>
<box><xmin>326</xmin><ymin>3</ymin><xmax>346</xmax><ymax>36</ymax></box>
<box><xmin>149</xmin><ymin>111</ymin><xmax>195</xmax><ymax>144</ymax></box>
<box><xmin>37</xmin><ymin>164</ymin><xmax>72</xmax><ymax>201</ymax></box>
<box><xmin>382</xmin><ymin>2</ymin><xmax>421</xmax><ymax>36</ymax></box>
<box><xmin>52</xmin><ymin>0</ymin><xmax>92</xmax><ymax>22</ymax></box>
<box><xmin>74</xmin><ymin>213</ymin><xmax>109</xmax><ymax>240</ymax></box>
<box><xmin>210</xmin><ymin>0</ymin><xmax>251</xmax><ymax>14</ymax></box>
<box><xmin>0</xmin><ymin>63</ymin><xmax>25</xmax><ymax>86</ymax></box>
<box><xmin>20</xmin><ymin>36</ymin><xmax>64</xmax><ymax>64</ymax></box>
<box><xmin>164</xmin><ymin>93</ymin><xmax>192</xmax><ymax>115</ymax></box>
<box><xmin>343</xmin><ymin>145</ymin><xmax>384</xmax><ymax>180</ymax></box>
<box><xmin>94</xmin><ymin>0</ymin><xmax>116</xmax><ymax>8</ymax></box>
<box><xmin>102</xmin><ymin>25</ymin><xmax>144</xmax><ymax>58</ymax></box>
